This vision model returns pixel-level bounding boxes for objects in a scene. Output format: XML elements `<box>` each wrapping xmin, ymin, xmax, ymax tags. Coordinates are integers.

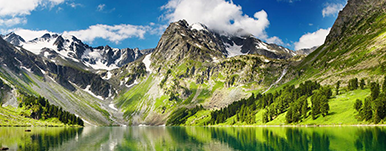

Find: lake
<box><xmin>0</xmin><ymin>126</ymin><xmax>385</xmax><ymax>151</ymax></box>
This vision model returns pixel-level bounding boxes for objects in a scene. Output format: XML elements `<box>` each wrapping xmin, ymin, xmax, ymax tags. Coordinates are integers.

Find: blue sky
<box><xmin>0</xmin><ymin>0</ymin><xmax>347</xmax><ymax>50</ymax></box>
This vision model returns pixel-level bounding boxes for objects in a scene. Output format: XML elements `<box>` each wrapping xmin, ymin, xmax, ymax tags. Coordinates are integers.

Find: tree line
<box><xmin>168</xmin><ymin>76</ymin><xmax>386</xmax><ymax>125</ymax></box>
<box><xmin>19</xmin><ymin>95</ymin><xmax>84</xmax><ymax>126</ymax></box>
<box><xmin>206</xmin><ymin>80</ymin><xmax>331</xmax><ymax>125</ymax></box>
<box><xmin>353</xmin><ymin>76</ymin><xmax>386</xmax><ymax>123</ymax></box>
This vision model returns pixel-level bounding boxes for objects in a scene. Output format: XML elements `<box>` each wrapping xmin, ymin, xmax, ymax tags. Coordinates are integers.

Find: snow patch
<box><xmin>195</xmin><ymin>43</ymin><xmax>203</xmax><ymax>49</ymax></box>
<box><xmin>102</xmin><ymin>71</ymin><xmax>113</xmax><ymax>80</ymax></box>
<box><xmin>83</xmin><ymin>85</ymin><xmax>104</xmax><ymax>100</ymax></box>
<box><xmin>225</xmin><ymin>43</ymin><xmax>245</xmax><ymax>58</ymax></box>
<box><xmin>191</xmin><ymin>23</ymin><xmax>207</xmax><ymax>31</ymax></box>
<box><xmin>20</xmin><ymin>66</ymin><xmax>32</xmax><ymax>73</ymax></box>
<box><xmin>256</xmin><ymin>42</ymin><xmax>277</xmax><ymax>53</ymax></box>
<box><xmin>22</xmin><ymin>39</ymin><xmax>56</xmax><ymax>55</ymax></box>
<box><xmin>212</xmin><ymin>57</ymin><xmax>220</xmax><ymax>63</ymax></box>
<box><xmin>125</xmin><ymin>80</ymin><xmax>138</xmax><ymax>88</ymax></box>
<box><xmin>82</xmin><ymin>48</ymin><xmax>118</xmax><ymax>70</ymax></box>
<box><xmin>109</xmin><ymin>103</ymin><xmax>118</xmax><ymax>111</ymax></box>
<box><xmin>263</xmin><ymin>68</ymin><xmax>287</xmax><ymax>93</ymax></box>
<box><xmin>143</xmin><ymin>53</ymin><xmax>152</xmax><ymax>73</ymax></box>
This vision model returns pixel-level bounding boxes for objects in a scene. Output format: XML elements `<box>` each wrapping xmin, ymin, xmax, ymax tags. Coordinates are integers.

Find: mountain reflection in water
<box><xmin>0</xmin><ymin>126</ymin><xmax>385</xmax><ymax>151</ymax></box>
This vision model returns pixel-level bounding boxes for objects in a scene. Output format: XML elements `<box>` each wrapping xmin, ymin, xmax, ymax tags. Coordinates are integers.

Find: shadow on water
<box><xmin>1</xmin><ymin>126</ymin><xmax>386</xmax><ymax>151</ymax></box>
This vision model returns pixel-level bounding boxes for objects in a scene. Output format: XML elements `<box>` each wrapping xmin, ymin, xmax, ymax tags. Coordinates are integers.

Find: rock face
<box><xmin>152</xmin><ymin>20</ymin><xmax>226</xmax><ymax>65</ymax></box>
<box><xmin>152</xmin><ymin>20</ymin><xmax>295</xmax><ymax>67</ymax></box>
<box><xmin>326</xmin><ymin>0</ymin><xmax>386</xmax><ymax>44</ymax></box>
<box><xmin>2</xmin><ymin>32</ymin><xmax>25</xmax><ymax>46</ymax></box>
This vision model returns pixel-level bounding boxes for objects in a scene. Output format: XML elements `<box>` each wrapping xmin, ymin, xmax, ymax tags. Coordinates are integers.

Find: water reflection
<box><xmin>0</xmin><ymin>126</ymin><xmax>386</xmax><ymax>151</ymax></box>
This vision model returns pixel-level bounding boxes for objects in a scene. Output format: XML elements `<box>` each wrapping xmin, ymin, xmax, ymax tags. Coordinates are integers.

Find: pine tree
<box><xmin>361</xmin><ymin>98</ymin><xmax>373</xmax><ymax>121</ymax></box>
<box><xmin>354</xmin><ymin>99</ymin><xmax>363</xmax><ymax>112</ymax></box>
<box><xmin>286</xmin><ymin>107</ymin><xmax>293</xmax><ymax>123</ymax></box>
<box><xmin>320</xmin><ymin>96</ymin><xmax>329</xmax><ymax>117</ymax></box>
<box><xmin>370</xmin><ymin>82</ymin><xmax>380</xmax><ymax>100</ymax></box>
<box><xmin>383</xmin><ymin>76</ymin><xmax>386</xmax><ymax>93</ymax></box>
<box><xmin>336</xmin><ymin>81</ymin><xmax>340</xmax><ymax>95</ymax></box>
<box><xmin>360</xmin><ymin>79</ymin><xmax>366</xmax><ymax>89</ymax></box>
<box><xmin>301</xmin><ymin>99</ymin><xmax>308</xmax><ymax>118</ymax></box>
<box><xmin>263</xmin><ymin>110</ymin><xmax>269</xmax><ymax>123</ymax></box>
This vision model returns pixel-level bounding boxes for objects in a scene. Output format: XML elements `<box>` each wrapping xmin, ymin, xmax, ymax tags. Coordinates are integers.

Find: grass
<box><xmin>184</xmin><ymin>110</ymin><xmax>211</xmax><ymax>126</ymax></box>
<box><xmin>301</xmin><ymin>88</ymin><xmax>370</xmax><ymax>125</ymax></box>
<box><xmin>188</xmin><ymin>88</ymin><xmax>373</xmax><ymax>126</ymax></box>
<box><xmin>116</xmin><ymin>76</ymin><xmax>155</xmax><ymax>118</ymax></box>
<box><xmin>0</xmin><ymin>106</ymin><xmax>68</xmax><ymax>127</ymax></box>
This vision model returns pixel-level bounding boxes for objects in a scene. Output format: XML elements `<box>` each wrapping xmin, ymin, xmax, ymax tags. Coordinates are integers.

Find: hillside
<box><xmin>289</xmin><ymin>0</ymin><xmax>386</xmax><ymax>86</ymax></box>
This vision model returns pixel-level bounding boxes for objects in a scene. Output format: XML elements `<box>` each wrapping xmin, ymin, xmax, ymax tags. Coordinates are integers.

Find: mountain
<box><xmin>117</xmin><ymin>20</ymin><xmax>294</xmax><ymax>125</ymax></box>
<box><xmin>291</xmin><ymin>0</ymin><xmax>386</xmax><ymax>85</ymax></box>
<box><xmin>295</xmin><ymin>46</ymin><xmax>318</xmax><ymax>56</ymax></box>
<box><xmin>0</xmin><ymin>35</ymin><xmax>125</xmax><ymax>126</ymax></box>
<box><xmin>4</xmin><ymin>33</ymin><xmax>147</xmax><ymax>70</ymax></box>
<box><xmin>2</xmin><ymin>32</ymin><xmax>25</xmax><ymax>46</ymax></box>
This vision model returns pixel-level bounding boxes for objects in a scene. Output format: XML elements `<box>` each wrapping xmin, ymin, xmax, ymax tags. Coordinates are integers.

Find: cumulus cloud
<box><xmin>322</xmin><ymin>3</ymin><xmax>344</xmax><ymax>18</ymax></box>
<box><xmin>63</xmin><ymin>24</ymin><xmax>148</xmax><ymax>44</ymax></box>
<box><xmin>294</xmin><ymin>28</ymin><xmax>331</xmax><ymax>50</ymax></box>
<box><xmin>0</xmin><ymin>0</ymin><xmax>65</xmax><ymax>27</ymax></box>
<box><xmin>161</xmin><ymin>0</ymin><xmax>282</xmax><ymax>44</ymax></box>
<box><xmin>0</xmin><ymin>0</ymin><xmax>64</xmax><ymax>16</ymax></box>
<box><xmin>97</xmin><ymin>4</ymin><xmax>105</xmax><ymax>11</ymax></box>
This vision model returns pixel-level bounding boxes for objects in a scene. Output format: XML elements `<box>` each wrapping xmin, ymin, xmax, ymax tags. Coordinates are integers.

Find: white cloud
<box><xmin>67</xmin><ymin>2</ymin><xmax>82</xmax><ymax>8</ymax></box>
<box><xmin>276</xmin><ymin>0</ymin><xmax>300</xmax><ymax>3</ymax></box>
<box><xmin>161</xmin><ymin>0</ymin><xmax>282</xmax><ymax>44</ymax></box>
<box><xmin>97</xmin><ymin>4</ymin><xmax>105</xmax><ymax>11</ymax></box>
<box><xmin>0</xmin><ymin>17</ymin><xmax>27</xmax><ymax>27</ymax></box>
<box><xmin>322</xmin><ymin>3</ymin><xmax>344</xmax><ymax>18</ymax></box>
<box><xmin>266</xmin><ymin>36</ymin><xmax>284</xmax><ymax>45</ymax></box>
<box><xmin>63</xmin><ymin>24</ymin><xmax>148</xmax><ymax>44</ymax></box>
<box><xmin>294</xmin><ymin>28</ymin><xmax>331</xmax><ymax>50</ymax></box>
<box><xmin>0</xmin><ymin>0</ymin><xmax>64</xmax><ymax>16</ymax></box>
<box><xmin>0</xmin><ymin>0</ymin><xmax>65</xmax><ymax>27</ymax></box>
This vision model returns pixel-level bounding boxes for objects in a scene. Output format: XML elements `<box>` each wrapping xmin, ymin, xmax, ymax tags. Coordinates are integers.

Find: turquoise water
<box><xmin>0</xmin><ymin>126</ymin><xmax>385</xmax><ymax>151</ymax></box>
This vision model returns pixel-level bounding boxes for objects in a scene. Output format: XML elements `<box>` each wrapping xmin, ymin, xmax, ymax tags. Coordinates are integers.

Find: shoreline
<box><xmin>2</xmin><ymin>124</ymin><xmax>386</xmax><ymax>128</ymax></box>
<box><xmin>0</xmin><ymin>125</ymin><xmax>83</xmax><ymax>128</ymax></box>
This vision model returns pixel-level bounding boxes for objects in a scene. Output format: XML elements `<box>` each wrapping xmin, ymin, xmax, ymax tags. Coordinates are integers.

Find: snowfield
<box><xmin>143</xmin><ymin>53</ymin><xmax>152</xmax><ymax>73</ymax></box>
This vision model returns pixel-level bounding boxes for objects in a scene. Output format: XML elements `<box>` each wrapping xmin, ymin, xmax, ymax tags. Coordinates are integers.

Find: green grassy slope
<box><xmin>184</xmin><ymin>87</ymin><xmax>373</xmax><ymax>126</ymax></box>
<box><xmin>0</xmin><ymin>106</ymin><xmax>68</xmax><ymax>127</ymax></box>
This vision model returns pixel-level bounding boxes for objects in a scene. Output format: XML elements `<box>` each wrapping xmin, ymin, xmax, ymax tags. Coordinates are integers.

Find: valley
<box><xmin>1</xmin><ymin>0</ymin><xmax>386</xmax><ymax>128</ymax></box>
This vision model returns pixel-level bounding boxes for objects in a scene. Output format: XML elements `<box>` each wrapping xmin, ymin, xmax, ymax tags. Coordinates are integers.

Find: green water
<box><xmin>0</xmin><ymin>126</ymin><xmax>385</xmax><ymax>151</ymax></box>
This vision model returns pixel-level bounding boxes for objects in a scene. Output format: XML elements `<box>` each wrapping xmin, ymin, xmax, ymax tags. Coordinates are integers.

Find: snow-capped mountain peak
<box><xmin>190</xmin><ymin>23</ymin><xmax>208</xmax><ymax>31</ymax></box>
<box><xmin>4</xmin><ymin>32</ymin><xmax>149</xmax><ymax>70</ymax></box>
<box><xmin>3</xmin><ymin>32</ymin><xmax>25</xmax><ymax>46</ymax></box>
